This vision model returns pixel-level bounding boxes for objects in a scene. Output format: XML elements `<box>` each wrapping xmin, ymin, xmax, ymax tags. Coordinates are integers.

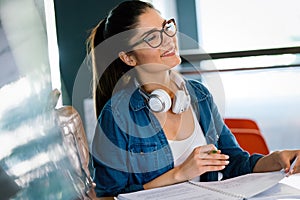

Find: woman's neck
<box><xmin>139</xmin><ymin>70</ymin><xmax>172</xmax><ymax>89</ymax></box>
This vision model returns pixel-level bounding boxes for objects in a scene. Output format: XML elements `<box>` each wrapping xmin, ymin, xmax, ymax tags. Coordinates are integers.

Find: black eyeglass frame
<box><xmin>130</xmin><ymin>18</ymin><xmax>177</xmax><ymax>49</ymax></box>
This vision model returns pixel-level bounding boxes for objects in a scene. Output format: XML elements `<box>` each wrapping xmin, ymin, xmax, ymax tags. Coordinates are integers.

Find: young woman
<box><xmin>87</xmin><ymin>1</ymin><xmax>300</xmax><ymax>198</ymax></box>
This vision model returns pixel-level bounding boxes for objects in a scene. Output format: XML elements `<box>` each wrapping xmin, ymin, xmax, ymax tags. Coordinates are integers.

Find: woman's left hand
<box><xmin>253</xmin><ymin>150</ymin><xmax>300</xmax><ymax>175</ymax></box>
<box><xmin>276</xmin><ymin>150</ymin><xmax>300</xmax><ymax>175</ymax></box>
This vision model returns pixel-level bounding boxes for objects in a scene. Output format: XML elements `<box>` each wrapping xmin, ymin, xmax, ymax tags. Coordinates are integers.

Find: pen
<box><xmin>208</xmin><ymin>150</ymin><xmax>218</xmax><ymax>154</ymax></box>
<box><xmin>289</xmin><ymin>157</ymin><xmax>298</xmax><ymax>173</ymax></box>
<box><xmin>288</xmin><ymin>157</ymin><xmax>298</xmax><ymax>175</ymax></box>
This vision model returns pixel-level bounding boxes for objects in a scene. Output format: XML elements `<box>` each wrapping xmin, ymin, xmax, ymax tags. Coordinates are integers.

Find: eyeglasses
<box><xmin>131</xmin><ymin>18</ymin><xmax>177</xmax><ymax>49</ymax></box>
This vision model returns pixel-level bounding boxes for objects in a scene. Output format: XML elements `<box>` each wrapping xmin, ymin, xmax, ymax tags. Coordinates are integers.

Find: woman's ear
<box><xmin>118</xmin><ymin>51</ymin><xmax>136</xmax><ymax>66</ymax></box>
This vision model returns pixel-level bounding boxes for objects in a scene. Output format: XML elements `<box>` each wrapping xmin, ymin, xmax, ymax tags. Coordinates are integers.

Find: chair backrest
<box><xmin>224</xmin><ymin>118</ymin><xmax>270</xmax><ymax>155</ymax></box>
<box><xmin>55</xmin><ymin>106</ymin><xmax>96</xmax><ymax>199</ymax></box>
<box><xmin>224</xmin><ymin>118</ymin><xmax>260</xmax><ymax>130</ymax></box>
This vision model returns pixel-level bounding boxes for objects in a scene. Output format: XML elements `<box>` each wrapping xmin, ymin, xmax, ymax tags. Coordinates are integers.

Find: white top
<box><xmin>168</xmin><ymin>108</ymin><xmax>207</xmax><ymax>181</ymax></box>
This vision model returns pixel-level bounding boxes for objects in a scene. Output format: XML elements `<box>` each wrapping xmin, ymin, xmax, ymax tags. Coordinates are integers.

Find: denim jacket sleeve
<box><xmin>91</xmin><ymin>105</ymin><xmax>144</xmax><ymax>197</ymax></box>
<box><xmin>218</xmin><ymin>125</ymin><xmax>263</xmax><ymax>179</ymax></box>
<box><xmin>188</xmin><ymin>80</ymin><xmax>263</xmax><ymax>180</ymax></box>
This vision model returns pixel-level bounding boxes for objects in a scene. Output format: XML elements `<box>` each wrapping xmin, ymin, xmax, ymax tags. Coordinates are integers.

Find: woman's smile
<box><xmin>161</xmin><ymin>46</ymin><xmax>176</xmax><ymax>57</ymax></box>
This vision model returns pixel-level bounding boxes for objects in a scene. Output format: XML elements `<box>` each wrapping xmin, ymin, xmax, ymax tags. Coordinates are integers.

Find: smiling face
<box><xmin>128</xmin><ymin>8</ymin><xmax>181</xmax><ymax>72</ymax></box>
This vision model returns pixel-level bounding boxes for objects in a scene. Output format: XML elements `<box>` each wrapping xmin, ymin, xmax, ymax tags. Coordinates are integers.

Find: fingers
<box><xmin>198</xmin><ymin>152</ymin><xmax>229</xmax><ymax>160</ymax></box>
<box><xmin>197</xmin><ymin>148</ymin><xmax>230</xmax><ymax>173</ymax></box>
<box><xmin>198</xmin><ymin>144</ymin><xmax>217</xmax><ymax>154</ymax></box>
<box><xmin>196</xmin><ymin>144</ymin><xmax>229</xmax><ymax>160</ymax></box>
<box><xmin>177</xmin><ymin>145</ymin><xmax>230</xmax><ymax>181</ymax></box>
<box><xmin>195</xmin><ymin>155</ymin><xmax>229</xmax><ymax>175</ymax></box>
<box><xmin>286</xmin><ymin>157</ymin><xmax>299</xmax><ymax>176</ymax></box>
<box><xmin>200</xmin><ymin>165</ymin><xmax>227</xmax><ymax>172</ymax></box>
<box><xmin>292</xmin><ymin>165</ymin><xmax>300</xmax><ymax>174</ymax></box>
<box><xmin>273</xmin><ymin>150</ymin><xmax>300</xmax><ymax>175</ymax></box>
<box><xmin>197</xmin><ymin>156</ymin><xmax>230</xmax><ymax>166</ymax></box>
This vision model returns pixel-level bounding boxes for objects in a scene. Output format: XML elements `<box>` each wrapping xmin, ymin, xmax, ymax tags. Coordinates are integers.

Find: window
<box><xmin>196</xmin><ymin>0</ymin><xmax>300</xmax><ymax>53</ymax></box>
<box><xmin>176</xmin><ymin>0</ymin><xmax>300</xmax><ymax>151</ymax></box>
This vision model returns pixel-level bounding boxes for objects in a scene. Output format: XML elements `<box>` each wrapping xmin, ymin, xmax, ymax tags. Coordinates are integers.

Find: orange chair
<box><xmin>224</xmin><ymin>118</ymin><xmax>270</xmax><ymax>155</ymax></box>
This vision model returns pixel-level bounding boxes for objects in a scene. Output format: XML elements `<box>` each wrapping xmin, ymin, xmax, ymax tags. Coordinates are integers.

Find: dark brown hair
<box><xmin>87</xmin><ymin>1</ymin><xmax>154</xmax><ymax>118</ymax></box>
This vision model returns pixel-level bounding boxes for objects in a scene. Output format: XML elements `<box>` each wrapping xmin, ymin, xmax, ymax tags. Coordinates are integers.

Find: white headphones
<box><xmin>135</xmin><ymin>71</ymin><xmax>191</xmax><ymax>114</ymax></box>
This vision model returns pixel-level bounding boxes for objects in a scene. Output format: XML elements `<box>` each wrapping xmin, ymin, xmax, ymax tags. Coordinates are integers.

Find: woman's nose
<box><xmin>161</xmin><ymin>33</ymin><xmax>174</xmax><ymax>48</ymax></box>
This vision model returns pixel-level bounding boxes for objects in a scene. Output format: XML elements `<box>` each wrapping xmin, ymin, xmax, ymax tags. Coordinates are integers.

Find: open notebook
<box><xmin>117</xmin><ymin>171</ymin><xmax>300</xmax><ymax>200</ymax></box>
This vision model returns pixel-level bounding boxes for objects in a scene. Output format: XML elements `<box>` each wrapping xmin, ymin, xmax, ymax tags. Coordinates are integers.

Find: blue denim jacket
<box><xmin>91</xmin><ymin>79</ymin><xmax>263</xmax><ymax>197</ymax></box>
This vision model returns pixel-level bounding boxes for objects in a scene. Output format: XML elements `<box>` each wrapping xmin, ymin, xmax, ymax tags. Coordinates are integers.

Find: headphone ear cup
<box><xmin>172</xmin><ymin>90</ymin><xmax>184</xmax><ymax>114</ymax></box>
<box><xmin>148</xmin><ymin>89</ymin><xmax>171</xmax><ymax>113</ymax></box>
<box><xmin>172</xmin><ymin>90</ymin><xmax>191</xmax><ymax>114</ymax></box>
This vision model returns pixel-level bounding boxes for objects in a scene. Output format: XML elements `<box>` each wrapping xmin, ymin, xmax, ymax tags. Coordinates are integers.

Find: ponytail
<box><xmin>87</xmin><ymin>1</ymin><xmax>154</xmax><ymax>118</ymax></box>
<box><xmin>87</xmin><ymin>17</ymin><xmax>132</xmax><ymax>118</ymax></box>
<box><xmin>87</xmin><ymin>18</ymin><xmax>107</xmax><ymax>118</ymax></box>
<box><xmin>87</xmin><ymin>18</ymin><xmax>106</xmax><ymax>54</ymax></box>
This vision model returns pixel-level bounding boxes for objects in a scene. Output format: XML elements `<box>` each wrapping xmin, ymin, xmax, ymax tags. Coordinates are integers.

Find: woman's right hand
<box><xmin>174</xmin><ymin>144</ymin><xmax>230</xmax><ymax>181</ymax></box>
<box><xmin>143</xmin><ymin>144</ymin><xmax>229</xmax><ymax>190</ymax></box>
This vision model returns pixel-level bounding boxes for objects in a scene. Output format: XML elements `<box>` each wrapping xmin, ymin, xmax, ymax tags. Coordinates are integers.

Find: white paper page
<box><xmin>117</xmin><ymin>182</ymin><xmax>240</xmax><ymax>200</ymax></box>
<box><xmin>280</xmin><ymin>173</ymin><xmax>300</xmax><ymax>190</ymax></box>
<box><xmin>249</xmin><ymin>183</ymin><xmax>300</xmax><ymax>200</ymax></box>
<box><xmin>191</xmin><ymin>171</ymin><xmax>286</xmax><ymax>198</ymax></box>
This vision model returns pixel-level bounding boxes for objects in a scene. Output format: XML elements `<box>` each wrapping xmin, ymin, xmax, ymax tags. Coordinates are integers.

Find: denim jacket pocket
<box><xmin>128</xmin><ymin>143</ymin><xmax>159</xmax><ymax>175</ymax></box>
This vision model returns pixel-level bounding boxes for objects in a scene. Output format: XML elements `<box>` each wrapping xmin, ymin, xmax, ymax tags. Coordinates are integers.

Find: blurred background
<box><xmin>1</xmin><ymin>0</ymin><xmax>300</xmax><ymax>199</ymax></box>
